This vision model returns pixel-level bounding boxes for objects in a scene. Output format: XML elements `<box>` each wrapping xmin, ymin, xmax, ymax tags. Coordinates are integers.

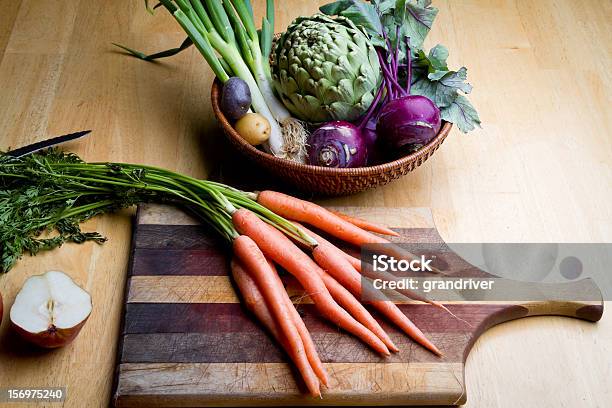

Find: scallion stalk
<box><xmin>115</xmin><ymin>0</ymin><xmax>308</xmax><ymax>162</ymax></box>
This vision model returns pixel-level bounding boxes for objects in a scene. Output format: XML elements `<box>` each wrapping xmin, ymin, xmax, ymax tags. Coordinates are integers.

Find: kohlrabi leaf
<box><xmin>412</xmin><ymin>66</ymin><xmax>472</xmax><ymax>106</ymax></box>
<box><xmin>394</xmin><ymin>0</ymin><xmax>407</xmax><ymax>25</ymax></box>
<box><xmin>410</xmin><ymin>43</ymin><xmax>480</xmax><ymax>132</ymax></box>
<box><xmin>412</xmin><ymin>45</ymin><xmax>472</xmax><ymax>102</ymax></box>
<box><xmin>373</xmin><ymin>0</ymin><xmax>396</xmax><ymax>13</ymax></box>
<box><xmin>430</xmin><ymin>68</ymin><xmax>472</xmax><ymax>93</ymax></box>
<box><xmin>427</xmin><ymin>44</ymin><xmax>449</xmax><ymax>71</ymax></box>
<box><xmin>441</xmin><ymin>95</ymin><xmax>481</xmax><ymax>133</ymax></box>
<box><xmin>330</xmin><ymin>1</ymin><xmax>384</xmax><ymax>36</ymax></box>
<box><xmin>404</xmin><ymin>0</ymin><xmax>438</xmax><ymax>49</ymax></box>
<box><xmin>319</xmin><ymin>0</ymin><xmax>354</xmax><ymax>15</ymax></box>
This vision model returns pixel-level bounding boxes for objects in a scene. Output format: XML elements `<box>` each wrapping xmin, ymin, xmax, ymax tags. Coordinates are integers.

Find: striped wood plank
<box><xmin>113</xmin><ymin>204</ymin><xmax>603</xmax><ymax>407</ymax></box>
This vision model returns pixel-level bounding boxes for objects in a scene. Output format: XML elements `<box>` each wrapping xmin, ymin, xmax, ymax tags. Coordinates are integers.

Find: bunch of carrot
<box><xmin>0</xmin><ymin>148</ymin><xmax>442</xmax><ymax>396</ymax></box>
<box><xmin>229</xmin><ymin>191</ymin><xmax>442</xmax><ymax>397</ymax></box>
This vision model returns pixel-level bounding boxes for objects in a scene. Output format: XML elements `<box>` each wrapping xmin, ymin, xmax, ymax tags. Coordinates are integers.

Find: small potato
<box><xmin>235</xmin><ymin>113</ymin><xmax>271</xmax><ymax>146</ymax></box>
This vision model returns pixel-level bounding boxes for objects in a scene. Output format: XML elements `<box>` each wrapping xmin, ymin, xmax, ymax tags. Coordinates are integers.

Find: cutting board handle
<box><xmin>513</xmin><ymin>278</ymin><xmax>604</xmax><ymax>322</ymax></box>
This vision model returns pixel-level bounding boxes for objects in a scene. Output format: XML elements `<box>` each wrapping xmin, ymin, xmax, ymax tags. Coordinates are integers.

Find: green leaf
<box><xmin>441</xmin><ymin>95</ymin><xmax>481</xmax><ymax>133</ymax></box>
<box><xmin>374</xmin><ymin>0</ymin><xmax>396</xmax><ymax>14</ymax></box>
<box><xmin>245</xmin><ymin>0</ymin><xmax>254</xmax><ymax>19</ymax></box>
<box><xmin>320</xmin><ymin>0</ymin><xmax>353</xmax><ymax>15</ymax></box>
<box><xmin>260</xmin><ymin>18</ymin><xmax>273</xmax><ymax>59</ymax></box>
<box><xmin>173</xmin><ymin>9</ymin><xmax>230</xmax><ymax>81</ymax></box>
<box><xmin>222</xmin><ymin>0</ymin><xmax>252</xmax><ymax>65</ymax></box>
<box><xmin>112</xmin><ymin>38</ymin><xmax>193</xmax><ymax>61</ymax></box>
<box><xmin>429</xmin><ymin>67</ymin><xmax>472</xmax><ymax>94</ymax></box>
<box><xmin>230</xmin><ymin>0</ymin><xmax>258</xmax><ymax>41</ymax></box>
<box><xmin>158</xmin><ymin>0</ymin><xmax>177</xmax><ymax>13</ymax></box>
<box><xmin>321</xmin><ymin>0</ymin><xmax>436</xmax><ymax>49</ymax></box>
<box><xmin>265</xmin><ymin>0</ymin><xmax>274</xmax><ymax>30</ymax></box>
<box><xmin>404</xmin><ymin>0</ymin><xmax>438</xmax><ymax>49</ymax></box>
<box><xmin>394</xmin><ymin>0</ymin><xmax>407</xmax><ymax>25</ymax></box>
<box><xmin>190</xmin><ymin>0</ymin><xmax>214</xmax><ymax>31</ymax></box>
<box><xmin>258</xmin><ymin>0</ymin><xmax>275</xmax><ymax>59</ymax></box>
<box><xmin>411</xmin><ymin>66</ymin><xmax>472</xmax><ymax>107</ymax></box>
<box><xmin>321</xmin><ymin>1</ymin><xmax>383</xmax><ymax>36</ymax></box>
<box><xmin>409</xmin><ymin>43</ymin><xmax>480</xmax><ymax>132</ymax></box>
<box><xmin>204</xmin><ymin>0</ymin><xmax>235</xmax><ymax>44</ymax></box>
<box><xmin>344</xmin><ymin>2</ymin><xmax>384</xmax><ymax>35</ymax></box>
<box><xmin>427</xmin><ymin>44</ymin><xmax>449</xmax><ymax>71</ymax></box>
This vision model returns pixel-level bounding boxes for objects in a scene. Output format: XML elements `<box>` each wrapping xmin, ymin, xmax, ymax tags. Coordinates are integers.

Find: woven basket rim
<box><xmin>211</xmin><ymin>79</ymin><xmax>452</xmax><ymax>176</ymax></box>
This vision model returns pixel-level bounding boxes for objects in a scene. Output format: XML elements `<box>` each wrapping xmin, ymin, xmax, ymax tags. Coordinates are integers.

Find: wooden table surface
<box><xmin>0</xmin><ymin>1</ymin><xmax>610</xmax><ymax>407</ymax></box>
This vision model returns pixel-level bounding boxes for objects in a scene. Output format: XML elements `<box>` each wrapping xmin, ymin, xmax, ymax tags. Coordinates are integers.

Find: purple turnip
<box><xmin>377</xmin><ymin>95</ymin><xmax>441</xmax><ymax>149</ymax></box>
<box><xmin>361</xmin><ymin>115</ymin><xmax>385</xmax><ymax>165</ymax></box>
<box><xmin>374</xmin><ymin>41</ymin><xmax>441</xmax><ymax>150</ymax></box>
<box><xmin>307</xmin><ymin>121</ymin><xmax>367</xmax><ymax>168</ymax></box>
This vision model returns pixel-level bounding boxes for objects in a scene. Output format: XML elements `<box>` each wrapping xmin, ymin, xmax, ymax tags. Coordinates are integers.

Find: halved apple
<box><xmin>10</xmin><ymin>271</ymin><xmax>92</xmax><ymax>348</ymax></box>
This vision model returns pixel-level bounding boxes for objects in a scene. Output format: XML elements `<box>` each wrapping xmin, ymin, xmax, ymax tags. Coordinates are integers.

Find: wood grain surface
<box><xmin>0</xmin><ymin>1</ymin><xmax>611</xmax><ymax>407</ymax></box>
<box><xmin>112</xmin><ymin>205</ymin><xmax>602</xmax><ymax>407</ymax></box>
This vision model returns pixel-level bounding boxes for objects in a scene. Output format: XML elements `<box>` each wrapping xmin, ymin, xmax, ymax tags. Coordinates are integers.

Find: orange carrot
<box><xmin>330</xmin><ymin>209</ymin><xmax>400</xmax><ymax>237</ymax></box>
<box><xmin>231</xmin><ymin>259</ymin><xmax>329</xmax><ymax>387</ymax></box>
<box><xmin>360</xmin><ymin>262</ymin><xmax>453</xmax><ymax>312</ymax></box>
<box><xmin>232</xmin><ymin>208</ymin><xmax>390</xmax><ymax>356</ymax></box>
<box><xmin>231</xmin><ymin>259</ymin><xmax>280</xmax><ymax>337</ymax></box>
<box><xmin>265</xmin><ymin>261</ymin><xmax>329</xmax><ymax>387</ymax></box>
<box><xmin>256</xmin><ymin>220</ymin><xmax>396</xmax><ymax>353</ymax></box>
<box><xmin>314</xmin><ymin>248</ymin><xmax>441</xmax><ymax>355</ymax></box>
<box><xmin>317</xmin><ymin>268</ymin><xmax>398</xmax><ymax>353</ymax></box>
<box><xmin>299</xmin><ymin>224</ymin><xmax>441</xmax><ymax>356</ymax></box>
<box><xmin>257</xmin><ymin>190</ymin><xmax>387</xmax><ymax>246</ymax></box>
<box><xmin>344</xmin><ymin>253</ymin><xmax>362</xmax><ymax>272</ymax></box>
<box><xmin>232</xmin><ymin>236</ymin><xmax>321</xmax><ymax>397</ymax></box>
<box><xmin>293</xmin><ymin>221</ymin><xmax>438</xmax><ymax>306</ymax></box>
<box><xmin>257</xmin><ymin>191</ymin><xmax>433</xmax><ymax>272</ymax></box>
<box><xmin>270</xmin><ymin>221</ymin><xmax>396</xmax><ymax>352</ymax></box>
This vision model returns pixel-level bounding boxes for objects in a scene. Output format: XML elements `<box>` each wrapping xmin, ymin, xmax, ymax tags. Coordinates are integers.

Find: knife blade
<box><xmin>6</xmin><ymin>130</ymin><xmax>92</xmax><ymax>158</ymax></box>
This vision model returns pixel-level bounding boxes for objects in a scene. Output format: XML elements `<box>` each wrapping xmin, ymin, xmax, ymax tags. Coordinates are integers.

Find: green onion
<box><xmin>115</xmin><ymin>0</ymin><xmax>308</xmax><ymax>162</ymax></box>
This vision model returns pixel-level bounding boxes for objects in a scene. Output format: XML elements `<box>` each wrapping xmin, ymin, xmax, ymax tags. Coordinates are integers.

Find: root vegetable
<box><xmin>221</xmin><ymin>77</ymin><xmax>251</xmax><ymax>120</ymax></box>
<box><xmin>256</xmin><ymin>190</ymin><xmax>386</xmax><ymax>246</ymax></box>
<box><xmin>231</xmin><ymin>258</ymin><xmax>328</xmax><ymax>387</ymax></box>
<box><xmin>329</xmin><ymin>210</ymin><xmax>400</xmax><ymax>237</ymax></box>
<box><xmin>235</xmin><ymin>113</ymin><xmax>271</xmax><ymax>146</ymax></box>
<box><xmin>307</xmin><ymin>122</ymin><xmax>367</xmax><ymax>168</ymax></box>
<box><xmin>232</xmin><ymin>208</ymin><xmax>390</xmax><ymax>356</ymax></box>
<box><xmin>256</xmin><ymin>191</ymin><xmax>427</xmax><ymax>269</ymax></box>
<box><xmin>232</xmin><ymin>236</ymin><xmax>321</xmax><ymax>397</ymax></box>
<box><xmin>377</xmin><ymin>95</ymin><xmax>441</xmax><ymax>149</ymax></box>
<box><xmin>296</xmin><ymin>222</ymin><xmax>441</xmax><ymax>356</ymax></box>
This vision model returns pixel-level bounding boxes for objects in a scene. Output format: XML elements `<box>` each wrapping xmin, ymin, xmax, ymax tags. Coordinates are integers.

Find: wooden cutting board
<box><xmin>112</xmin><ymin>204</ymin><xmax>603</xmax><ymax>407</ymax></box>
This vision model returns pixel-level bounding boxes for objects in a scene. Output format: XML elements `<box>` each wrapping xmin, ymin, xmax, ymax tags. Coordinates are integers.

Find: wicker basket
<box><xmin>211</xmin><ymin>80</ymin><xmax>452</xmax><ymax>196</ymax></box>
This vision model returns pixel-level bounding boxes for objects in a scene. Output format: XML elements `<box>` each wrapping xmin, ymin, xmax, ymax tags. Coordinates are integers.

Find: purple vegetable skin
<box><xmin>369</xmin><ymin>30</ymin><xmax>441</xmax><ymax>153</ymax></box>
<box><xmin>307</xmin><ymin>121</ymin><xmax>367</xmax><ymax>168</ymax></box>
<box><xmin>362</xmin><ymin>116</ymin><xmax>385</xmax><ymax>165</ymax></box>
<box><xmin>362</xmin><ymin>116</ymin><xmax>378</xmax><ymax>152</ymax></box>
<box><xmin>377</xmin><ymin>95</ymin><xmax>441</xmax><ymax>149</ymax></box>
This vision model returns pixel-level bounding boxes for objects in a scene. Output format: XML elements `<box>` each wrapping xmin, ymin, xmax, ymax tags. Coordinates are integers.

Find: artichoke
<box><xmin>272</xmin><ymin>14</ymin><xmax>381</xmax><ymax>123</ymax></box>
